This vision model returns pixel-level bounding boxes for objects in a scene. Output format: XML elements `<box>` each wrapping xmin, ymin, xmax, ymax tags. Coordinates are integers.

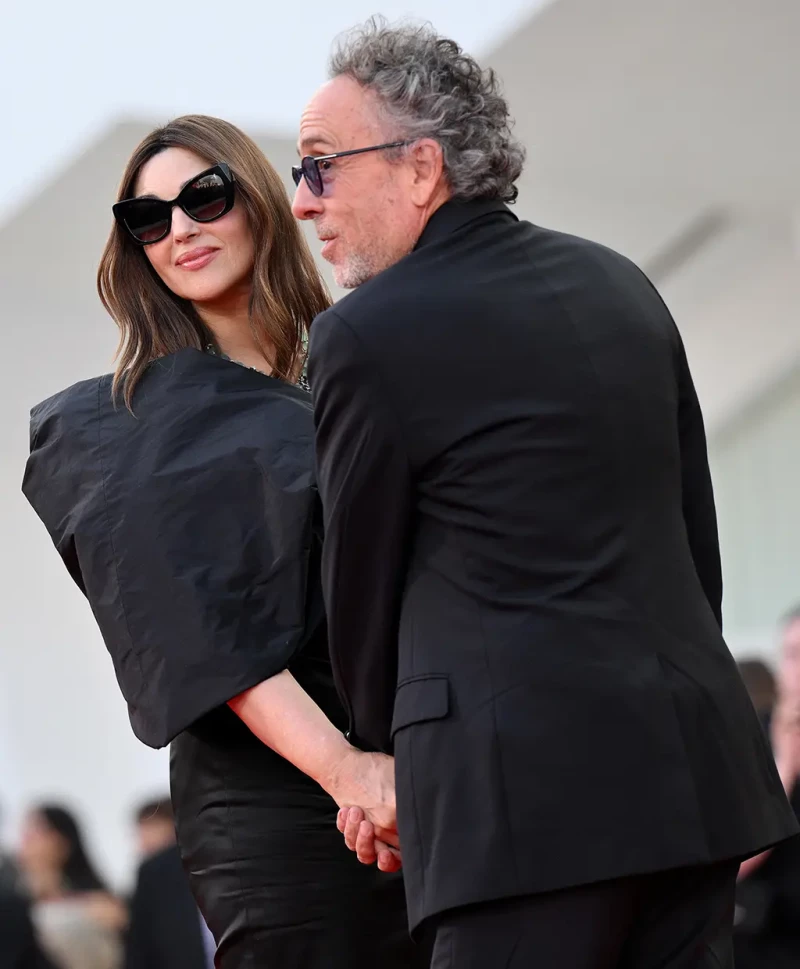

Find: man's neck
<box><xmin>414</xmin><ymin>187</ymin><xmax>451</xmax><ymax>244</ymax></box>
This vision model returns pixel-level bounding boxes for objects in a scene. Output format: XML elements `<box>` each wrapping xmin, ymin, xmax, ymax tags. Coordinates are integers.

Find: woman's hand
<box><xmin>321</xmin><ymin>748</ymin><xmax>403</xmax><ymax>871</ymax></box>
<box><xmin>227</xmin><ymin>673</ymin><xmax>401</xmax><ymax>870</ymax></box>
<box><xmin>323</xmin><ymin>748</ymin><xmax>398</xmax><ymax>847</ymax></box>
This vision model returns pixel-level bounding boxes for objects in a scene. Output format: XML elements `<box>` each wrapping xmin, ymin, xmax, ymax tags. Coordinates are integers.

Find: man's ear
<box><xmin>408</xmin><ymin>139</ymin><xmax>445</xmax><ymax>206</ymax></box>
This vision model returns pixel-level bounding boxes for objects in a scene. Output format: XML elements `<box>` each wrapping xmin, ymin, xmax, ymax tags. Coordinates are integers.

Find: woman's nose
<box><xmin>171</xmin><ymin>206</ymin><xmax>201</xmax><ymax>242</ymax></box>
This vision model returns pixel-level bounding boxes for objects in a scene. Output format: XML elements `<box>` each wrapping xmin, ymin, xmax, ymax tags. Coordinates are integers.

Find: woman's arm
<box><xmin>227</xmin><ymin>671</ymin><xmax>401</xmax><ymax>871</ymax></box>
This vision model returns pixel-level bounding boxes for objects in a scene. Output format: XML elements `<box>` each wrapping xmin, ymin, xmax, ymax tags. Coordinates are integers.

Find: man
<box><xmin>132</xmin><ymin>797</ymin><xmax>179</xmax><ymax>860</ymax></box>
<box><xmin>125</xmin><ymin>798</ymin><xmax>211</xmax><ymax>969</ymax></box>
<box><xmin>294</xmin><ymin>18</ymin><xmax>798</xmax><ymax>969</ymax></box>
<box><xmin>735</xmin><ymin>609</ymin><xmax>800</xmax><ymax>969</ymax></box>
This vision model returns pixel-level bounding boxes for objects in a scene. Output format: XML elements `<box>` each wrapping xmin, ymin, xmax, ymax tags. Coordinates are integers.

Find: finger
<box><xmin>376</xmin><ymin>844</ymin><xmax>403</xmax><ymax>873</ymax></box>
<box><xmin>374</xmin><ymin>838</ymin><xmax>401</xmax><ymax>863</ymax></box>
<box><xmin>336</xmin><ymin>808</ymin><xmax>347</xmax><ymax>834</ymax></box>
<box><xmin>372</xmin><ymin>826</ymin><xmax>400</xmax><ymax>850</ymax></box>
<box><xmin>356</xmin><ymin>820</ymin><xmax>378</xmax><ymax>866</ymax></box>
<box><xmin>378</xmin><ymin>852</ymin><xmax>402</xmax><ymax>873</ymax></box>
<box><xmin>343</xmin><ymin>806</ymin><xmax>365</xmax><ymax>852</ymax></box>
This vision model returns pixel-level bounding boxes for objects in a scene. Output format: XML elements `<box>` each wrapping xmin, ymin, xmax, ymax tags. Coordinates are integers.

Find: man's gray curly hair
<box><xmin>328</xmin><ymin>18</ymin><xmax>526</xmax><ymax>203</ymax></box>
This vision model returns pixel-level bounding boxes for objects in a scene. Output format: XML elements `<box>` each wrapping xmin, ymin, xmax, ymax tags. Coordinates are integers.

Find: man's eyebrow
<box><xmin>297</xmin><ymin>135</ymin><xmax>334</xmax><ymax>157</ymax></box>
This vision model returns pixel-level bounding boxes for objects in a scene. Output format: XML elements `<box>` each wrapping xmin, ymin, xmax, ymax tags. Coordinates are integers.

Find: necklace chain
<box><xmin>205</xmin><ymin>344</ymin><xmax>310</xmax><ymax>391</ymax></box>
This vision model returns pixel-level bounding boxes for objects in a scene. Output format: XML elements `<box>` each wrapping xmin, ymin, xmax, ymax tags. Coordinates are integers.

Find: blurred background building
<box><xmin>1</xmin><ymin>0</ymin><xmax>798</xmax><ymax>890</ymax></box>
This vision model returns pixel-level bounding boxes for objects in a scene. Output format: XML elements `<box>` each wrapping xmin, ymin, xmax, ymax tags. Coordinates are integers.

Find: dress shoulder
<box><xmin>23</xmin><ymin>350</ymin><xmax>322</xmax><ymax>748</ymax></box>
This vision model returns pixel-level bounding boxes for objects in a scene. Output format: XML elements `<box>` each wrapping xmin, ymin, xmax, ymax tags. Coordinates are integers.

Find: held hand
<box><xmin>325</xmin><ymin>747</ymin><xmax>398</xmax><ymax>846</ymax></box>
<box><xmin>337</xmin><ymin>807</ymin><xmax>403</xmax><ymax>872</ymax></box>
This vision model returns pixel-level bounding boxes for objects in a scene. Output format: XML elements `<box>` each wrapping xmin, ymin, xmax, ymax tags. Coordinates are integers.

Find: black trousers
<box><xmin>429</xmin><ymin>861</ymin><xmax>738</xmax><ymax>969</ymax></box>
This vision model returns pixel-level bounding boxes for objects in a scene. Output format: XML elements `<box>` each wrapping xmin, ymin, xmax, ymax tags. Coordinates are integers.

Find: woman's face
<box><xmin>18</xmin><ymin>812</ymin><xmax>68</xmax><ymax>873</ymax></box>
<box><xmin>134</xmin><ymin>147</ymin><xmax>255</xmax><ymax>305</ymax></box>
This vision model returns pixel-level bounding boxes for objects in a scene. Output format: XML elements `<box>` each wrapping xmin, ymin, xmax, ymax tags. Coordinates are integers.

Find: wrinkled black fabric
<box><xmin>23</xmin><ymin>348</ymin><xmax>323</xmax><ymax>748</ymax></box>
<box><xmin>170</xmin><ymin>704</ymin><xmax>424</xmax><ymax>969</ymax></box>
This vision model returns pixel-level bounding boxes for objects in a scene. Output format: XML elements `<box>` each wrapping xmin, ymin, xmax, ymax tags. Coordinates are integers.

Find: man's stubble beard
<box><xmin>333</xmin><ymin>239</ymin><xmax>414</xmax><ymax>290</ymax></box>
<box><xmin>334</xmin><ymin>252</ymin><xmax>380</xmax><ymax>290</ymax></box>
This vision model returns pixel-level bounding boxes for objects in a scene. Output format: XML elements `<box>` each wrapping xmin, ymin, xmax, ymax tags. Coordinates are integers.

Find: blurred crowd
<box><xmin>734</xmin><ymin>605</ymin><xmax>800</xmax><ymax>969</ymax></box>
<box><xmin>2</xmin><ymin>607</ymin><xmax>798</xmax><ymax>969</ymax></box>
<box><xmin>0</xmin><ymin>796</ymin><xmax>213</xmax><ymax>969</ymax></box>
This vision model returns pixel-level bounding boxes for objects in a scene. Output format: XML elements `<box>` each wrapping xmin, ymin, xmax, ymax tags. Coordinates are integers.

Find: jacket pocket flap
<box><xmin>391</xmin><ymin>676</ymin><xmax>449</xmax><ymax>737</ymax></box>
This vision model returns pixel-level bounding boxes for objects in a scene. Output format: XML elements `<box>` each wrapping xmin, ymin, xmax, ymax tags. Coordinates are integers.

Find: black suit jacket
<box><xmin>125</xmin><ymin>845</ymin><xmax>208</xmax><ymax>969</ymax></box>
<box><xmin>308</xmin><ymin>199</ymin><xmax>798</xmax><ymax>931</ymax></box>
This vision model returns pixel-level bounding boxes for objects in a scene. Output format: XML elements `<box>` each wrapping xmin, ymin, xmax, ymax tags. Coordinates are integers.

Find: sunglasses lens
<box><xmin>182</xmin><ymin>171</ymin><xmax>230</xmax><ymax>222</ymax></box>
<box><xmin>118</xmin><ymin>200</ymin><xmax>170</xmax><ymax>244</ymax></box>
<box><xmin>301</xmin><ymin>158</ymin><xmax>323</xmax><ymax>197</ymax></box>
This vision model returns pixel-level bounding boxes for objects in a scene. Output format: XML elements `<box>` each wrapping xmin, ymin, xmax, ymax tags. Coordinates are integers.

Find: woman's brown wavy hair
<box><xmin>97</xmin><ymin>115</ymin><xmax>331</xmax><ymax>408</ymax></box>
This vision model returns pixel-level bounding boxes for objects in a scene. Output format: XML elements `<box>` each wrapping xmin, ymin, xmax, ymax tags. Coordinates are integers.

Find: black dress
<box><xmin>22</xmin><ymin>348</ymin><xmax>419</xmax><ymax>968</ymax></box>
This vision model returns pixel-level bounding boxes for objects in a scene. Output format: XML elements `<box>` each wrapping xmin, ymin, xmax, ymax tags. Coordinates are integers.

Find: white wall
<box><xmin>708</xmin><ymin>365</ymin><xmax>800</xmax><ymax>660</ymax></box>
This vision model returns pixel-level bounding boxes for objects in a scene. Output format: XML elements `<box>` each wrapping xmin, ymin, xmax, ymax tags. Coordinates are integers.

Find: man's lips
<box><xmin>318</xmin><ymin>236</ymin><xmax>336</xmax><ymax>259</ymax></box>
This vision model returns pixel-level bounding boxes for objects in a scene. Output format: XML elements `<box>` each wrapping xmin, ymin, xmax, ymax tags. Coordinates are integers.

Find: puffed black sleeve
<box><xmin>308</xmin><ymin>310</ymin><xmax>414</xmax><ymax>753</ymax></box>
<box><xmin>22</xmin><ymin>350</ymin><xmax>321</xmax><ymax>748</ymax></box>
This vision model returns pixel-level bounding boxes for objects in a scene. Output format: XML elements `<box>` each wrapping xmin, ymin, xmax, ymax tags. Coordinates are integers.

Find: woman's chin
<box><xmin>174</xmin><ymin>281</ymin><xmax>233</xmax><ymax>306</ymax></box>
<box><xmin>168</xmin><ymin>268</ymin><xmax>252</xmax><ymax>309</ymax></box>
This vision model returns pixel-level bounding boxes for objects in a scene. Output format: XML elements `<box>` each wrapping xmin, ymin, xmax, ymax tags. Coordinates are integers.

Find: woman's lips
<box><xmin>176</xmin><ymin>247</ymin><xmax>219</xmax><ymax>271</ymax></box>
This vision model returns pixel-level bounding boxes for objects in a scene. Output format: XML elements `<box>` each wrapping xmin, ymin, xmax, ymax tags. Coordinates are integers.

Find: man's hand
<box><xmin>337</xmin><ymin>806</ymin><xmax>403</xmax><ymax>872</ymax></box>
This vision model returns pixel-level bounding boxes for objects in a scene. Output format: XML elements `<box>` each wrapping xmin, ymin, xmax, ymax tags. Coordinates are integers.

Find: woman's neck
<box><xmin>194</xmin><ymin>286</ymin><xmax>274</xmax><ymax>375</ymax></box>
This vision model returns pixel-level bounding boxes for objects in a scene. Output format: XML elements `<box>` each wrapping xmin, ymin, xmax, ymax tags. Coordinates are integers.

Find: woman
<box><xmin>17</xmin><ymin>805</ymin><xmax>125</xmax><ymax>969</ymax></box>
<box><xmin>22</xmin><ymin>116</ymin><xmax>418</xmax><ymax>968</ymax></box>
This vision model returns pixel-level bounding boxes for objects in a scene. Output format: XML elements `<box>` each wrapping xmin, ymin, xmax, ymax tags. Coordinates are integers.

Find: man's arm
<box><xmin>309</xmin><ymin>310</ymin><xmax>414</xmax><ymax>752</ymax></box>
<box><xmin>675</xmin><ymin>334</ymin><xmax>723</xmax><ymax>627</ymax></box>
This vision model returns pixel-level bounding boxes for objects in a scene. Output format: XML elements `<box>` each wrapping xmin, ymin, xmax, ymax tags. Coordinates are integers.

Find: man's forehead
<box><xmin>298</xmin><ymin>77</ymin><xmax>380</xmax><ymax>153</ymax></box>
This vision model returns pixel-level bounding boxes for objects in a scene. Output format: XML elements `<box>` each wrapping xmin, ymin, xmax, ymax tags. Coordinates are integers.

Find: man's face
<box><xmin>136</xmin><ymin>818</ymin><xmax>176</xmax><ymax>858</ymax></box>
<box><xmin>292</xmin><ymin>76</ymin><xmax>423</xmax><ymax>289</ymax></box>
<box><xmin>778</xmin><ymin>619</ymin><xmax>800</xmax><ymax>701</ymax></box>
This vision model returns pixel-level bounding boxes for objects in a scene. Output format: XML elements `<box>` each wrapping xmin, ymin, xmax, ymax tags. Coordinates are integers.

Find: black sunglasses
<box><xmin>292</xmin><ymin>141</ymin><xmax>409</xmax><ymax>197</ymax></box>
<box><xmin>113</xmin><ymin>163</ymin><xmax>235</xmax><ymax>245</ymax></box>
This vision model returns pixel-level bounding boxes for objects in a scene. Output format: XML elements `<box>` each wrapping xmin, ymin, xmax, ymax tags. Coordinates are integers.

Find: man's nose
<box><xmin>291</xmin><ymin>176</ymin><xmax>324</xmax><ymax>221</ymax></box>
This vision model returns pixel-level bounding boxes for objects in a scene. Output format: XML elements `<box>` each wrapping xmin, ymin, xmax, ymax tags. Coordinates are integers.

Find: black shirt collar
<box><xmin>414</xmin><ymin>198</ymin><xmax>517</xmax><ymax>251</ymax></box>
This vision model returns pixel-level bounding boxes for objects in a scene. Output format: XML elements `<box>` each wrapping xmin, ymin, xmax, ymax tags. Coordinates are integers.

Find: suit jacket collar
<box><xmin>414</xmin><ymin>198</ymin><xmax>517</xmax><ymax>251</ymax></box>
